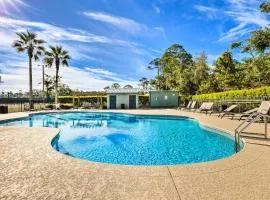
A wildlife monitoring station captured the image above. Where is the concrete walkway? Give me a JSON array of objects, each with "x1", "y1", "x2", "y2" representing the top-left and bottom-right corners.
[{"x1": 0, "y1": 109, "x2": 270, "y2": 200}]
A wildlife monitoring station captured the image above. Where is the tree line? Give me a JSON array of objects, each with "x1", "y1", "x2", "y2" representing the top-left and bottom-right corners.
[
  {"x1": 140, "y1": 1, "x2": 270, "y2": 97},
  {"x1": 104, "y1": 83, "x2": 134, "y2": 90}
]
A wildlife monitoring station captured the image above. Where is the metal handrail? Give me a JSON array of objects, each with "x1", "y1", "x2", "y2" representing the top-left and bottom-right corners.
[
  {"x1": 235, "y1": 112, "x2": 260, "y2": 133},
  {"x1": 235, "y1": 112, "x2": 269, "y2": 152},
  {"x1": 45, "y1": 114, "x2": 69, "y2": 122}
]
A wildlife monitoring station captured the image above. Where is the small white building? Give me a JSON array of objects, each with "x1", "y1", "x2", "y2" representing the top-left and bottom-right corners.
[{"x1": 106, "y1": 88, "x2": 141, "y2": 109}]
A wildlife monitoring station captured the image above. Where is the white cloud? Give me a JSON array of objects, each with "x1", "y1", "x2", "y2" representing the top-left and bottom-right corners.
[
  {"x1": 194, "y1": 5, "x2": 218, "y2": 19},
  {"x1": 85, "y1": 68, "x2": 116, "y2": 76},
  {"x1": 0, "y1": 16, "x2": 142, "y2": 48},
  {"x1": 195, "y1": 1, "x2": 270, "y2": 42},
  {"x1": 0, "y1": 16, "x2": 149, "y2": 92},
  {"x1": 132, "y1": 59, "x2": 155, "y2": 78},
  {"x1": 0, "y1": 29, "x2": 17, "y2": 49},
  {"x1": 222, "y1": 0, "x2": 269, "y2": 41},
  {"x1": 224, "y1": 11, "x2": 269, "y2": 28},
  {"x1": 148, "y1": 48, "x2": 163, "y2": 55},
  {"x1": 154, "y1": 26, "x2": 167, "y2": 40},
  {"x1": 0, "y1": 13, "x2": 151, "y2": 89},
  {"x1": 152, "y1": 4, "x2": 161, "y2": 14},
  {"x1": 0, "y1": 27, "x2": 98, "y2": 64},
  {"x1": 59, "y1": 66, "x2": 139, "y2": 91},
  {"x1": 219, "y1": 23, "x2": 252, "y2": 41},
  {"x1": 0, "y1": 60, "x2": 138, "y2": 92},
  {"x1": 194, "y1": 5, "x2": 218, "y2": 13},
  {"x1": 82, "y1": 11, "x2": 149, "y2": 34}
]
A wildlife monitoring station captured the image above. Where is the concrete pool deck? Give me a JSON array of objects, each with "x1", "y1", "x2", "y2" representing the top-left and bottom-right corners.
[{"x1": 0, "y1": 109, "x2": 270, "y2": 200}]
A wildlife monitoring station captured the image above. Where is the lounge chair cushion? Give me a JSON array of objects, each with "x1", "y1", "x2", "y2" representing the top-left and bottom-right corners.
[
  {"x1": 258, "y1": 101, "x2": 270, "y2": 115},
  {"x1": 224, "y1": 105, "x2": 238, "y2": 112}
]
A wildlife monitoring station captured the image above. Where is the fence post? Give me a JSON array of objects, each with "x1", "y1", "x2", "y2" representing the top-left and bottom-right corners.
[
  {"x1": 265, "y1": 116, "x2": 268, "y2": 139},
  {"x1": 72, "y1": 95, "x2": 74, "y2": 108}
]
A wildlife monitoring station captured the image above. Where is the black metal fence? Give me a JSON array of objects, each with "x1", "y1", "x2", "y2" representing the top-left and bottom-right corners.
[{"x1": 0, "y1": 98, "x2": 53, "y2": 113}]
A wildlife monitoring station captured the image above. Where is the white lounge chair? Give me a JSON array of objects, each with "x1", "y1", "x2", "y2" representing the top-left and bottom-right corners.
[
  {"x1": 257, "y1": 101, "x2": 270, "y2": 115},
  {"x1": 237, "y1": 101, "x2": 270, "y2": 121},
  {"x1": 185, "y1": 101, "x2": 192, "y2": 109},
  {"x1": 181, "y1": 101, "x2": 192, "y2": 110},
  {"x1": 81, "y1": 102, "x2": 93, "y2": 109},
  {"x1": 218, "y1": 104, "x2": 238, "y2": 118},
  {"x1": 54, "y1": 103, "x2": 60, "y2": 110},
  {"x1": 232, "y1": 108, "x2": 258, "y2": 120},
  {"x1": 196, "y1": 102, "x2": 214, "y2": 114},
  {"x1": 187, "y1": 101, "x2": 197, "y2": 111},
  {"x1": 24, "y1": 104, "x2": 36, "y2": 112}
]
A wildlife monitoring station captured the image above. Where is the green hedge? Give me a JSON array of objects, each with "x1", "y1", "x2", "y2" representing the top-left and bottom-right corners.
[
  {"x1": 60, "y1": 103, "x2": 74, "y2": 110},
  {"x1": 192, "y1": 86, "x2": 270, "y2": 100}
]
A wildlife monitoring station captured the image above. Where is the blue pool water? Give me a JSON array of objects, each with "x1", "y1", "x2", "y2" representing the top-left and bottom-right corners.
[{"x1": 0, "y1": 112, "x2": 238, "y2": 165}]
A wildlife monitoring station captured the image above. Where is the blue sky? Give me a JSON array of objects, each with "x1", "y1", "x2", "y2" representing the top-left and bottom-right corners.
[{"x1": 0, "y1": 0, "x2": 269, "y2": 92}]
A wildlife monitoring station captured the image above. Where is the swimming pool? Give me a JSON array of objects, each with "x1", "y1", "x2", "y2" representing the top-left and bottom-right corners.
[{"x1": 0, "y1": 112, "x2": 239, "y2": 165}]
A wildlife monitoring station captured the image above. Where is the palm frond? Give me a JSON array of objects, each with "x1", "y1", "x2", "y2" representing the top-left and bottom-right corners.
[
  {"x1": 62, "y1": 55, "x2": 71, "y2": 61},
  {"x1": 62, "y1": 60, "x2": 69, "y2": 66},
  {"x1": 35, "y1": 50, "x2": 43, "y2": 56},
  {"x1": 37, "y1": 46, "x2": 46, "y2": 52},
  {"x1": 16, "y1": 46, "x2": 26, "y2": 52},
  {"x1": 62, "y1": 50, "x2": 68, "y2": 55},
  {"x1": 27, "y1": 30, "x2": 37, "y2": 40},
  {"x1": 12, "y1": 41, "x2": 23, "y2": 48},
  {"x1": 43, "y1": 57, "x2": 54, "y2": 67},
  {"x1": 56, "y1": 46, "x2": 62, "y2": 54},
  {"x1": 13, "y1": 40, "x2": 24, "y2": 46},
  {"x1": 45, "y1": 51, "x2": 53, "y2": 57},
  {"x1": 44, "y1": 45, "x2": 70, "y2": 68},
  {"x1": 49, "y1": 45, "x2": 57, "y2": 55},
  {"x1": 34, "y1": 39, "x2": 46, "y2": 45},
  {"x1": 34, "y1": 54, "x2": 40, "y2": 61},
  {"x1": 13, "y1": 31, "x2": 46, "y2": 57},
  {"x1": 16, "y1": 32, "x2": 28, "y2": 43}
]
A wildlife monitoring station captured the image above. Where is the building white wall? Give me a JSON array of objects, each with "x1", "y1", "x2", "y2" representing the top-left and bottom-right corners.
[
  {"x1": 116, "y1": 94, "x2": 129, "y2": 109},
  {"x1": 107, "y1": 94, "x2": 139, "y2": 109},
  {"x1": 136, "y1": 95, "x2": 139, "y2": 109},
  {"x1": 107, "y1": 95, "x2": 110, "y2": 109}
]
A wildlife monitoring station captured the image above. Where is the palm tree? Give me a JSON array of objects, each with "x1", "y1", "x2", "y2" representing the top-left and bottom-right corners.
[
  {"x1": 12, "y1": 31, "x2": 45, "y2": 109},
  {"x1": 44, "y1": 45, "x2": 70, "y2": 106},
  {"x1": 139, "y1": 77, "x2": 149, "y2": 90}
]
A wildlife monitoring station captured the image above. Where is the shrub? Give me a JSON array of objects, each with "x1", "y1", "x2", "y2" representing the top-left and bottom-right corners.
[
  {"x1": 45, "y1": 104, "x2": 54, "y2": 109},
  {"x1": 192, "y1": 86, "x2": 270, "y2": 101},
  {"x1": 102, "y1": 102, "x2": 107, "y2": 109},
  {"x1": 60, "y1": 103, "x2": 74, "y2": 110},
  {"x1": 139, "y1": 96, "x2": 149, "y2": 107}
]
